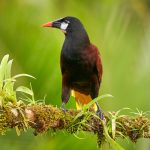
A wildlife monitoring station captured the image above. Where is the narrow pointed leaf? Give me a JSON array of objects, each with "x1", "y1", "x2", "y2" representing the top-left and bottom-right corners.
[
  {"x1": 102, "y1": 121, "x2": 125, "y2": 150},
  {"x1": 12, "y1": 74, "x2": 35, "y2": 79},
  {"x1": 3, "y1": 60, "x2": 14, "y2": 94},
  {"x1": 83, "y1": 94, "x2": 113, "y2": 111},
  {"x1": 5, "y1": 59, "x2": 13, "y2": 79},
  {"x1": 0, "y1": 54, "x2": 9, "y2": 90},
  {"x1": 16, "y1": 86, "x2": 33, "y2": 96},
  {"x1": 3, "y1": 59, "x2": 17, "y2": 102}
]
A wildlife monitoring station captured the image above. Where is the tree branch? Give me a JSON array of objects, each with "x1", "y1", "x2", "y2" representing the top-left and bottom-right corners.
[{"x1": 0, "y1": 104, "x2": 149, "y2": 148}]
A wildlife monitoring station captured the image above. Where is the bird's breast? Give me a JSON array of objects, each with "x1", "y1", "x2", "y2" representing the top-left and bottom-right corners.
[
  {"x1": 61, "y1": 49, "x2": 92, "y2": 67},
  {"x1": 61, "y1": 48, "x2": 95, "y2": 81}
]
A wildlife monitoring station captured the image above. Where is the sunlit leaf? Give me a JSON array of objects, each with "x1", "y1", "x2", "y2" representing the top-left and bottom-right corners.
[
  {"x1": 16, "y1": 86, "x2": 33, "y2": 96},
  {"x1": 13, "y1": 74, "x2": 36, "y2": 79},
  {"x1": 73, "y1": 133, "x2": 85, "y2": 140},
  {"x1": 102, "y1": 121, "x2": 125, "y2": 150},
  {"x1": 112, "y1": 118, "x2": 116, "y2": 139},
  {"x1": 15, "y1": 126, "x2": 21, "y2": 136},
  {"x1": 5, "y1": 59, "x2": 13, "y2": 79},
  {"x1": 83, "y1": 94, "x2": 113, "y2": 111},
  {"x1": 3, "y1": 60, "x2": 14, "y2": 97},
  {"x1": 0, "y1": 54, "x2": 9, "y2": 91}
]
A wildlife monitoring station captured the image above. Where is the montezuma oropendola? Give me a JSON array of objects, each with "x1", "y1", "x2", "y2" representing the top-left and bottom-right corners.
[{"x1": 42, "y1": 16, "x2": 104, "y2": 119}]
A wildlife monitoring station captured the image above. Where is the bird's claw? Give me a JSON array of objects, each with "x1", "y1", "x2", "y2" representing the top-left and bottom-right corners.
[
  {"x1": 96, "y1": 102, "x2": 105, "y2": 120},
  {"x1": 61, "y1": 102, "x2": 68, "y2": 113},
  {"x1": 96, "y1": 109, "x2": 105, "y2": 120}
]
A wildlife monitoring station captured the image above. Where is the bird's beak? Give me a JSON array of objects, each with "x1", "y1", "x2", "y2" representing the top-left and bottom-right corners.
[
  {"x1": 42, "y1": 19, "x2": 62, "y2": 29},
  {"x1": 42, "y1": 19, "x2": 67, "y2": 34},
  {"x1": 42, "y1": 22, "x2": 53, "y2": 27}
]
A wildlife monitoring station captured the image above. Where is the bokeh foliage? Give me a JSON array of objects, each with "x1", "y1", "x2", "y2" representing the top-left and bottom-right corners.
[{"x1": 0, "y1": 0, "x2": 150, "y2": 149}]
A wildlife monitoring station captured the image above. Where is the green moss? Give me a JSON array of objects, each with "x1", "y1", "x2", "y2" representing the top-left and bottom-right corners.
[
  {"x1": 0, "y1": 103, "x2": 149, "y2": 149},
  {"x1": 28, "y1": 105, "x2": 74, "y2": 135},
  {"x1": 117, "y1": 116, "x2": 150, "y2": 142},
  {"x1": 0, "y1": 110, "x2": 7, "y2": 135}
]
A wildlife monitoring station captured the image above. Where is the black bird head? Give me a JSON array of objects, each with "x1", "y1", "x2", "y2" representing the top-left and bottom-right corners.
[{"x1": 42, "y1": 16, "x2": 89, "y2": 41}]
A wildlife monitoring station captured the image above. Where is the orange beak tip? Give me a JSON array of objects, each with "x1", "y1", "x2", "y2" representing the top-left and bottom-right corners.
[{"x1": 42, "y1": 22, "x2": 52, "y2": 27}]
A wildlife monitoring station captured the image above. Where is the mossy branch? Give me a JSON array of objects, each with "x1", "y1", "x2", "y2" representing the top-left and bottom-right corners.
[
  {"x1": 0, "y1": 104, "x2": 149, "y2": 148},
  {"x1": 0, "y1": 54, "x2": 149, "y2": 149}
]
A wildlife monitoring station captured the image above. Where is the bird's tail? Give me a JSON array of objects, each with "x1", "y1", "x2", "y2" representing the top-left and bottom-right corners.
[{"x1": 71, "y1": 90, "x2": 97, "y2": 111}]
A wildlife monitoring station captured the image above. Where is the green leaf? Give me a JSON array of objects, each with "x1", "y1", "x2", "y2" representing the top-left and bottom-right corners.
[
  {"x1": 3, "y1": 60, "x2": 14, "y2": 94},
  {"x1": 3, "y1": 59, "x2": 17, "y2": 102},
  {"x1": 0, "y1": 96, "x2": 3, "y2": 107},
  {"x1": 72, "y1": 111, "x2": 84, "y2": 122},
  {"x1": 5, "y1": 59, "x2": 13, "y2": 79},
  {"x1": 102, "y1": 120, "x2": 125, "y2": 150},
  {"x1": 16, "y1": 86, "x2": 33, "y2": 96},
  {"x1": 3, "y1": 81, "x2": 15, "y2": 97},
  {"x1": 15, "y1": 126, "x2": 21, "y2": 136},
  {"x1": 0, "y1": 54, "x2": 9, "y2": 91},
  {"x1": 83, "y1": 94, "x2": 113, "y2": 111},
  {"x1": 12, "y1": 74, "x2": 36, "y2": 79}
]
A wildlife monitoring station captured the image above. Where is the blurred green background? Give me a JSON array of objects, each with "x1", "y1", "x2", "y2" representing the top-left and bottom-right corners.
[{"x1": 0, "y1": 0, "x2": 150, "y2": 149}]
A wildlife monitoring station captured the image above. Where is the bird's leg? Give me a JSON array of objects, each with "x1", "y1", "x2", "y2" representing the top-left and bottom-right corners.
[
  {"x1": 61, "y1": 102, "x2": 67, "y2": 112},
  {"x1": 91, "y1": 75, "x2": 104, "y2": 120},
  {"x1": 61, "y1": 92, "x2": 70, "y2": 112},
  {"x1": 61, "y1": 89, "x2": 70, "y2": 112},
  {"x1": 95, "y1": 102, "x2": 104, "y2": 120},
  {"x1": 61, "y1": 75, "x2": 71, "y2": 112}
]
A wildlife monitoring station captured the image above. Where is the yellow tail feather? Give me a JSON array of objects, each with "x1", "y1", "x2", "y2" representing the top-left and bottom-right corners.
[{"x1": 71, "y1": 90, "x2": 97, "y2": 111}]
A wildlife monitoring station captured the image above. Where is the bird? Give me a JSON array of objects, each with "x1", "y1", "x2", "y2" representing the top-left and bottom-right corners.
[{"x1": 42, "y1": 16, "x2": 104, "y2": 119}]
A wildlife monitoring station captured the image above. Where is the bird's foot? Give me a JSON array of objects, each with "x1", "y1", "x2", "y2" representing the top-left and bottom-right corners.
[
  {"x1": 61, "y1": 102, "x2": 68, "y2": 113},
  {"x1": 96, "y1": 109, "x2": 105, "y2": 120},
  {"x1": 96, "y1": 102, "x2": 105, "y2": 120}
]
